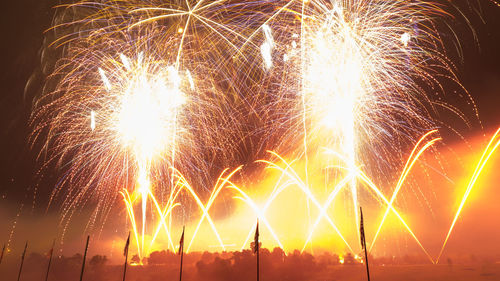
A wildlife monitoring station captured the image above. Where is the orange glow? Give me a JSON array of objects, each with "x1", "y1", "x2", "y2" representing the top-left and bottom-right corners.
[{"x1": 118, "y1": 129, "x2": 500, "y2": 261}]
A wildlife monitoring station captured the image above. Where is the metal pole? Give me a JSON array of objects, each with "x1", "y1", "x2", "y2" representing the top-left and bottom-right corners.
[
  {"x1": 179, "y1": 226, "x2": 185, "y2": 281},
  {"x1": 79, "y1": 236, "x2": 90, "y2": 281},
  {"x1": 122, "y1": 233, "x2": 130, "y2": 281},
  {"x1": 360, "y1": 207, "x2": 371, "y2": 281},
  {"x1": 44, "y1": 239, "x2": 56, "y2": 281},
  {"x1": 179, "y1": 245, "x2": 184, "y2": 281},
  {"x1": 0, "y1": 243, "x2": 5, "y2": 265},
  {"x1": 256, "y1": 241, "x2": 260, "y2": 281},
  {"x1": 17, "y1": 242, "x2": 28, "y2": 281},
  {"x1": 255, "y1": 220, "x2": 259, "y2": 281},
  {"x1": 363, "y1": 237, "x2": 371, "y2": 281}
]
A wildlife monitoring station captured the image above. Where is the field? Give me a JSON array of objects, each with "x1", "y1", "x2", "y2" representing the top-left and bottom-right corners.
[{"x1": 2, "y1": 249, "x2": 500, "y2": 281}]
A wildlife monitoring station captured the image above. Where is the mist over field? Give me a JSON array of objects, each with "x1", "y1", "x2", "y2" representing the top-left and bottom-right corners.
[{"x1": 2, "y1": 247, "x2": 500, "y2": 281}]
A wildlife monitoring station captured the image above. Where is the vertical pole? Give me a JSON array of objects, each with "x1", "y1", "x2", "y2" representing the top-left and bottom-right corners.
[
  {"x1": 0, "y1": 243, "x2": 5, "y2": 265},
  {"x1": 179, "y1": 245, "x2": 184, "y2": 281},
  {"x1": 363, "y1": 237, "x2": 371, "y2": 281},
  {"x1": 44, "y1": 239, "x2": 56, "y2": 281},
  {"x1": 255, "y1": 220, "x2": 259, "y2": 281},
  {"x1": 179, "y1": 226, "x2": 185, "y2": 281},
  {"x1": 256, "y1": 242, "x2": 260, "y2": 281},
  {"x1": 360, "y1": 207, "x2": 371, "y2": 281},
  {"x1": 79, "y1": 236, "x2": 90, "y2": 281},
  {"x1": 17, "y1": 242, "x2": 28, "y2": 281},
  {"x1": 123, "y1": 232, "x2": 130, "y2": 281}
]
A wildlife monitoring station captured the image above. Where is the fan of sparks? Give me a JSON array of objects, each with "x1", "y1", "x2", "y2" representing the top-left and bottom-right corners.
[{"x1": 31, "y1": 0, "x2": 498, "y2": 263}]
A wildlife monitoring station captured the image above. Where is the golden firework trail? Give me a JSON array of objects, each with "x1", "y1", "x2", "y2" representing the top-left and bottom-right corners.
[
  {"x1": 176, "y1": 167, "x2": 243, "y2": 253},
  {"x1": 258, "y1": 132, "x2": 440, "y2": 262},
  {"x1": 120, "y1": 168, "x2": 241, "y2": 259},
  {"x1": 115, "y1": 128, "x2": 498, "y2": 262}
]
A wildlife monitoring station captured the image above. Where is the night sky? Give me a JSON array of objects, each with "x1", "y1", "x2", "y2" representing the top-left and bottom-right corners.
[{"x1": 0, "y1": 0, "x2": 499, "y2": 259}]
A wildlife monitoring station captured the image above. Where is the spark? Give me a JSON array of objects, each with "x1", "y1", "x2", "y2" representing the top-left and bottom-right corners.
[
  {"x1": 261, "y1": 24, "x2": 275, "y2": 70},
  {"x1": 401, "y1": 32, "x2": 411, "y2": 47},
  {"x1": 90, "y1": 111, "x2": 96, "y2": 131}
]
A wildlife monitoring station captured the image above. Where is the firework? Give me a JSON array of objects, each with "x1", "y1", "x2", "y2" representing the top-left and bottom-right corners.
[
  {"x1": 30, "y1": 0, "x2": 496, "y2": 261},
  {"x1": 115, "y1": 129, "x2": 497, "y2": 262},
  {"x1": 232, "y1": 0, "x2": 483, "y2": 252},
  {"x1": 31, "y1": 0, "x2": 249, "y2": 257}
]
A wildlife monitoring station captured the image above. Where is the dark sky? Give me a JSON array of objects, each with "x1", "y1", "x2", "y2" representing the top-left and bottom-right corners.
[
  {"x1": 1, "y1": 1, "x2": 56, "y2": 198},
  {"x1": 0, "y1": 0, "x2": 499, "y2": 258}
]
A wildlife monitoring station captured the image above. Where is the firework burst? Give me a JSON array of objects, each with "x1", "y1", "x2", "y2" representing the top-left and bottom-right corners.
[
  {"x1": 231, "y1": 0, "x2": 483, "y2": 249},
  {"x1": 31, "y1": 0, "x2": 242, "y2": 250}
]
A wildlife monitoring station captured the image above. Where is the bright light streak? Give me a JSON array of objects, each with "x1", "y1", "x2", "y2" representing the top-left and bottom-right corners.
[
  {"x1": 401, "y1": 32, "x2": 411, "y2": 47},
  {"x1": 261, "y1": 24, "x2": 275, "y2": 70},
  {"x1": 90, "y1": 111, "x2": 96, "y2": 131}
]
